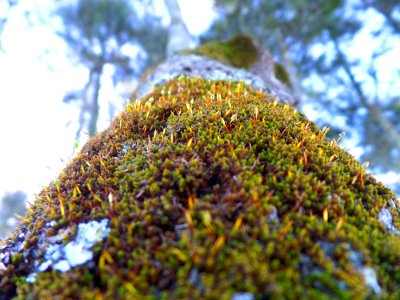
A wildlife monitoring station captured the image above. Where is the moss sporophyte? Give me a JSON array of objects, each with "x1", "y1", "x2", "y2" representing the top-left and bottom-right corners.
[{"x1": 0, "y1": 50, "x2": 399, "y2": 299}]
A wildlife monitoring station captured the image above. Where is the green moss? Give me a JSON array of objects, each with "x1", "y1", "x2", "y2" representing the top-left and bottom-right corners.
[
  {"x1": 274, "y1": 62, "x2": 291, "y2": 87},
  {"x1": 11, "y1": 253, "x2": 23, "y2": 264},
  {"x1": 183, "y1": 35, "x2": 259, "y2": 69},
  {"x1": 1, "y1": 77, "x2": 399, "y2": 299}
]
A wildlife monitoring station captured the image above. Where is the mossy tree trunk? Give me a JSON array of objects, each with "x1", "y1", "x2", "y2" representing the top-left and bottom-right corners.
[{"x1": 1, "y1": 33, "x2": 400, "y2": 299}]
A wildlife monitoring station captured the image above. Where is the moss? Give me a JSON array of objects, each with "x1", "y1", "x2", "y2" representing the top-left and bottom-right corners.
[
  {"x1": 274, "y1": 62, "x2": 291, "y2": 87},
  {"x1": 183, "y1": 35, "x2": 259, "y2": 69},
  {"x1": 1, "y1": 77, "x2": 399, "y2": 299}
]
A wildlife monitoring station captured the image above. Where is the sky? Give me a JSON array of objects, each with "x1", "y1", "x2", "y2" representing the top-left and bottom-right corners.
[
  {"x1": 0, "y1": 0, "x2": 399, "y2": 209},
  {"x1": 0, "y1": 0, "x2": 84, "y2": 204},
  {"x1": 0, "y1": 0, "x2": 217, "y2": 205}
]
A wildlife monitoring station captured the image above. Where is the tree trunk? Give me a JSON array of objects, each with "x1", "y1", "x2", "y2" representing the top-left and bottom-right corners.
[
  {"x1": 76, "y1": 64, "x2": 103, "y2": 139},
  {"x1": 86, "y1": 65, "x2": 103, "y2": 137},
  {"x1": 165, "y1": 0, "x2": 194, "y2": 56}
]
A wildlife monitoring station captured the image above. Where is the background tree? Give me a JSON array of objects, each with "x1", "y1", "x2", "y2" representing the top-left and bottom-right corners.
[
  {"x1": 165, "y1": 0, "x2": 195, "y2": 55},
  {"x1": 57, "y1": 0, "x2": 168, "y2": 140}
]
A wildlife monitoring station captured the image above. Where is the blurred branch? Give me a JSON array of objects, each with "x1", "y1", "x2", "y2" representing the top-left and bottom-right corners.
[
  {"x1": 375, "y1": 6, "x2": 400, "y2": 33},
  {"x1": 331, "y1": 33, "x2": 400, "y2": 151},
  {"x1": 363, "y1": 1, "x2": 400, "y2": 34},
  {"x1": 331, "y1": 37, "x2": 369, "y2": 108}
]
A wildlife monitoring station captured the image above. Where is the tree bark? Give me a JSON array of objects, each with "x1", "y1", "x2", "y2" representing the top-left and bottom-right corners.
[
  {"x1": 165, "y1": 0, "x2": 194, "y2": 56},
  {"x1": 76, "y1": 64, "x2": 103, "y2": 139}
]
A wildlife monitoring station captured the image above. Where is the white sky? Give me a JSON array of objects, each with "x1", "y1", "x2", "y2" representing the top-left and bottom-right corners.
[
  {"x1": 0, "y1": 0, "x2": 216, "y2": 204},
  {"x1": 0, "y1": 1, "x2": 76, "y2": 203}
]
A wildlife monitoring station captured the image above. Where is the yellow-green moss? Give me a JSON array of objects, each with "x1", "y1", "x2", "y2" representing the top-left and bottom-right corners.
[
  {"x1": 184, "y1": 35, "x2": 259, "y2": 69},
  {"x1": 1, "y1": 78, "x2": 400, "y2": 299}
]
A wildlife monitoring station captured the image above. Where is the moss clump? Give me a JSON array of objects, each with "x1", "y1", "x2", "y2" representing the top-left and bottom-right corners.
[
  {"x1": 1, "y1": 77, "x2": 400, "y2": 299},
  {"x1": 184, "y1": 35, "x2": 259, "y2": 69},
  {"x1": 274, "y1": 62, "x2": 291, "y2": 87}
]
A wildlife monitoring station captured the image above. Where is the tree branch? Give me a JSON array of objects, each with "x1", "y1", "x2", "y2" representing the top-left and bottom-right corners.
[{"x1": 331, "y1": 35, "x2": 400, "y2": 150}]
